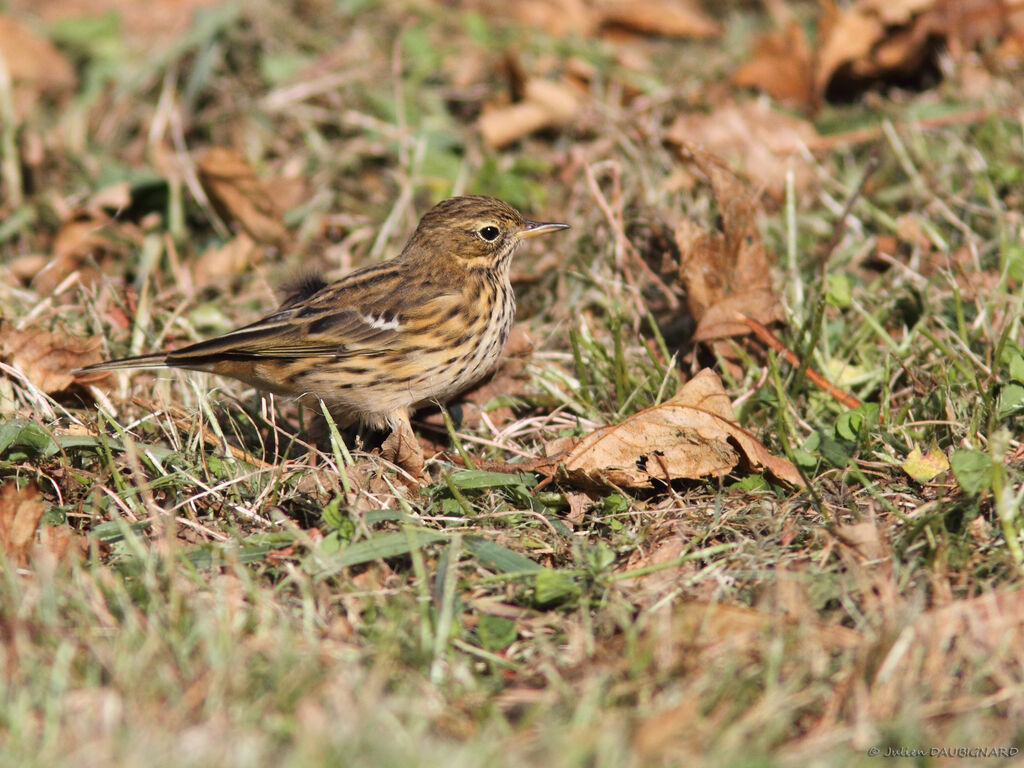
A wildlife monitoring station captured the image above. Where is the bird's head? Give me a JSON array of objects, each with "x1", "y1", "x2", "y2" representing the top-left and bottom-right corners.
[{"x1": 402, "y1": 196, "x2": 569, "y2": 272}]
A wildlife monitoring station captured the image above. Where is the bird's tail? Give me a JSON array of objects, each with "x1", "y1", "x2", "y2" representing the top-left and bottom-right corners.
[{"x1": 73, "y1": 353, "x2": 170, "y2": 375}]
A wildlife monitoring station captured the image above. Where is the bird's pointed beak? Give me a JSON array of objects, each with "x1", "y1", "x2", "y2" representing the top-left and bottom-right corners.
[{"x1": 518, "y1": 219, "x2": 570, "y2": 239}]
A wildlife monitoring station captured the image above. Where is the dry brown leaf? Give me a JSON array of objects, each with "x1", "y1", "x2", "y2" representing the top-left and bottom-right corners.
[
  {"x1": 944, "y1": 0, "x2": 1024, "y2": 54},
  {"x1": 197, "y1": 147, "x2": 288, "y2": 248},
  {"x1": 552, "y1": 368, "x2": 802, "y2": 489},
  {"x1": 815, "y1": 2, "x2": 886, "y2": 96},
  {"x1": 28, "y1": 213, "x2": 138, "y2": 295},
  {"x1": 0, "y1": 323, "x2": 102, "y2": 393},
  {"x1": 0, "y1": 15, "x2": 76, "y2": 118},
  {"x1": 479, "y1": 77, "x2": 582, "y2": 149},
  {"x1": 598, "y1": 0, "x2": 720, "y2": 39},
  {"x1": 735, "y1": 0, "x2": 1024, "y2": 107},
  {"x1": 913, "y1": 588, "x2": 1024, "y2": 650},
  {"x1": 46, "y1": 216, "x2": 112, "y2": 287},
  {"x1": 668, "y1": 145, "x2": 785, "y2": 342},
  {"x1": 666, "y1": 100, "x2": 818, "y2": 197},
  {"x1": 457, "y1": 0, "x2": 720, "y2": 39},
  {"x1": 0, "y1": 481, "x2": 45, "y2": 565},
  {"x1": 732, "y1": 21, "x2": 815, "y2": 107},
  {"x1": 191, "y1": 232, "x2": 261, "y2": 287}
]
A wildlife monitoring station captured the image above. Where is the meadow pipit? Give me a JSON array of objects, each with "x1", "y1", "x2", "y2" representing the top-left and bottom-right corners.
[{"x1": 76, "y1": 196, "x2": 569, "y2": 475}]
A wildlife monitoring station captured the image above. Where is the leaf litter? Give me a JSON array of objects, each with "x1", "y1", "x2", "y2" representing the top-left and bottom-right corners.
[
  {"x1": 669, "y1": 145, "x2": 785, "y2": 344},
  {"x1": 0, "y1": 324, "x2": 102, "y2": 395},
  {"x1": 545, "y1": 368, "x2": 802, "y2": 489},
  {"x1": 735, "y1": 0, "x2": 1024, "y2": 108}
]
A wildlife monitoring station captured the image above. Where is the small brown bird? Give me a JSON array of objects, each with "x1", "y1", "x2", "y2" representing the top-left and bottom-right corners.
[{"x1": 76, "y1": 196, "x2": 569, "y2": 474}]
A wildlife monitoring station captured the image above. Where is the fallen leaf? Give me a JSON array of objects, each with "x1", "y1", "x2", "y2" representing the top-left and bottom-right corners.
[
  {"x1": 668, "y1": 145, "x2": 785, "y2": 342},
  {"x1": 564, "y1": 492, "x2": 590, "y2": 525},
  {"x1": 732, "y1": 21, "x2": 815, "y2": 107},
  {"x1": 0, "y1": 481, "x2": 45, "y2": 565},
  {"x1": 1, "y1": 323, "x2": 102, "y2": 393},
  {"x1": 191, "y1": 232, "x2": 261, "y2": 287},
  {"x1": 478, "y1": 77, "x2": 582, "y2": 149},
  {"x1": 456, "y1": 0, "x2": 720, "y2": 39},
  {"x1": 0, "y1": 15, "x2": 76, "y2": 118},
  {"x1": 551, "y1": 368, "x2": 803, "y2": 489},
  {"x1": 944, "y1": 0, "x2": 1024, "y2": 55},
  {"x1": 902, "y1": 444, "x2": 950, "y2": 483},
  {"x1": 27, "y1": 212, "x2": 139, "y2": 295},
  {"x1": 598, "y1": 0, "x2": 720, "y2": 39},
  {"x1": 815, "y1": 1, "x2": 886, "y2": 97},
  {"x1": 86, "y1": 182, "x2": 133, "y2": 213},
  {"x1": 197, "y1": 147, "x2": 288, "y2": 248},
  {"x1": 666, "y1": 100, "x2": 818, "y2": 198},
  {"x1": 734, "y1": 0, "x2": 1023, "y2": 107},
  {"x1": 833, "y1": 520, "x2": 888, "y2": 564}
]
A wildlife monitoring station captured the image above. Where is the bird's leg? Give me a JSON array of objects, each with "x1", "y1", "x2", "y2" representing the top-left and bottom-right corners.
[{"x1": 380, "y1": 410, "x2": 424, "y2": 478}]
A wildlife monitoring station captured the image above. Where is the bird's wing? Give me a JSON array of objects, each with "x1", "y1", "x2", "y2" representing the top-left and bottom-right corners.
[
  {"x1": 173, "y1": 309, "x2": 404, "y2": 360},
  {"x1": 165, "y1": 267, "x2": 460, "y2": 364}
]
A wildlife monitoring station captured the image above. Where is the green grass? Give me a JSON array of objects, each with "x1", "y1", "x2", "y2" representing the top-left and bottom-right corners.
[{"x1": 2, "y1": 0, "x2": 1024, "y2": 765}]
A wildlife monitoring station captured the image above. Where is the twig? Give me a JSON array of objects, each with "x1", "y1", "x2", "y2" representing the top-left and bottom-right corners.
[{"x1": 737, "y1": 313, "x2": 862, "y2": 410}]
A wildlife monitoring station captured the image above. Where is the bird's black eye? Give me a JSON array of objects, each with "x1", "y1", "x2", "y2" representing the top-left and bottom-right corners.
[{"x1": 478, "y1": 225, "x2": 500, "y2": 242}]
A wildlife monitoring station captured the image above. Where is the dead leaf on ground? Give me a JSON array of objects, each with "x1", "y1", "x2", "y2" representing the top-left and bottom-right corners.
[
  {"x1": 1, "y1": 323, "x2": 102, "y2": 394},
  {"x1": 668, "y1": 145, "x2": 785, "y2": 343},
  {"x1": 911, "y1": 587, "x2": 1024, "y2": 652},
  {"x1": 598, "y1": 0, "x2": 721, "y2": 39},
  {"x1": 0, "y1": 481, "x2": 45, "y2": 565},
  {"x1": 191, "y1": 232, "x2": 261, "y2": 287},
  {"x1": 732, "y1": 21, "x2": 815, "y2": 108},
  {"x1": 735, "y1": 0, "x2": 1024, "y2": 109},
  {"x1": 31, "y1": 213, "x2": 138, "y2": 295},
  {"x1": 457, "y1": 0, "x2": 719, "y2": 39},
  {"x1": 479, "y1": 77, "x2": 583, "y2": 149},
  {"x1": 666, "y1": 100, "x2": 818, "y2": 197},
  {"x1": 0, "y1": 15, "x2": 76, "y2": 118},
  {"x1": 546, "y1": 368, "x2": 802, "y2": 489},
  {"x1": 197, "y1": 147, "x2": 288, "y2": 248}
]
